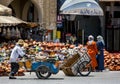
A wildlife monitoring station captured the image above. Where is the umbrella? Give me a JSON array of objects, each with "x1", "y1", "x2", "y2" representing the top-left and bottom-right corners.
[
  {"x1": 0, "y1": 16, "x2": 27, "y2": 26},
  {"x1": 60, "y1": 0, "x2": 104, "y2": 45},
  {"x1": 60, "y1": 0, "x2": 104, "y2": 16}
]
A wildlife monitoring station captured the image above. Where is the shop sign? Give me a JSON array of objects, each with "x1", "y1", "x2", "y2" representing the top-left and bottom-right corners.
[
  {"x1": 63, "y1": 8, "x2": 103, "y2": 16},
  {"x1": 57, "y1": 15, "x2": 63, "y2": 28},
  {"x1": 57, "y1": 23, "x2": 63, "y2": 28},
  {"x1": 57, "y1": 15, "x2": 62, "y2": 23}
]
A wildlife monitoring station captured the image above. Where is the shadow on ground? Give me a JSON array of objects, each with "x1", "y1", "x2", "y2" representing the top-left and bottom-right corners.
[{"x1": 16, "y1": 78, "x2": 64, "y2": 80}]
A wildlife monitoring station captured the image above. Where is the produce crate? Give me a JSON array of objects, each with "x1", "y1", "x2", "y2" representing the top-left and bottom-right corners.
[
  {"x1": 61, "y1": 53, "x2": 81, "y2": 76},
  {"x1": 62, "y1": 67, "x2": 77, "y2": 76},
  {"x1": 62, "y1": 52, "x2": 91, "y2": 76},
  {"x1": 61, "y1": 54, "x2": 80, "y2": 67},
  {"x1": 18, "y1": 60, "x2": 32, "y2": 69}
]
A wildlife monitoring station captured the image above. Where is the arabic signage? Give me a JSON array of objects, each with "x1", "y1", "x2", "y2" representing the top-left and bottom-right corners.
[{"x1": 62, "y1": 8, "x2": 103, "y2": 16}]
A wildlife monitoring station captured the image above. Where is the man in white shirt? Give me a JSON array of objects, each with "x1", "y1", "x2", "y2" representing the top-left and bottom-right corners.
[{"x1": 9, "y1": 39, "x2": 26, "y2": 79}]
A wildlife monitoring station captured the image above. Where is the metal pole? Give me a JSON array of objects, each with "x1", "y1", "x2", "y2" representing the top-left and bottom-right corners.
[
  {"x1": 82, "y1": 29, "x2": 84, "y2": 45},
  {"x1": 78, "y1": 20, "x2": 80, "y2": 30},
  {"x1": 74, "y1": 20, "x2": 76, "y2": 36}
]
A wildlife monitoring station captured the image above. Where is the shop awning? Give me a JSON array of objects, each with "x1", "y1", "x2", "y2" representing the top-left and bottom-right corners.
[
  {"x1": 0, "y1": 16, "x2": 40, "y2": 28},
  {"x1": 0, "y1": 4, "x2": 12, "y2": 15},
  {"x1": 0, "y1": 16, "x2": 26, "y2": 27},
  {"x1": 20, "y1": 22, "x2": 40, "y2": 28},
  {"x1": 60, "y1": 0, "x2": 104, "y2": 16}
]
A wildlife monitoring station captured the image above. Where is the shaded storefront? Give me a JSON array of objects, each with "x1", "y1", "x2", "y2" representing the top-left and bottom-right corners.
[
  {"x1": 58, "y1": 0, "x2": 104, "y2": 44},
  {"x1": 100, "y1": 1, "x2": 120, "y2": 52},
  {"x1": 0, "y1": 4, "x2": 39, "y2": 42},
  {"x1": 0, "y1": 0, "x2": 57, "y2": 42},
  {"x1": 0, "y1": 4, "x2": 23, "y2": 42}
]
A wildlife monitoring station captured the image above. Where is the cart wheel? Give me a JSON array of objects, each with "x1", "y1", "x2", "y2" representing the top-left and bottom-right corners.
[
  {"x1": 78, "y1": 61, "x2": 92, "y2": 76},
  {"x1": 36, "y1": 65, "x2": 51, "y2": 79}
]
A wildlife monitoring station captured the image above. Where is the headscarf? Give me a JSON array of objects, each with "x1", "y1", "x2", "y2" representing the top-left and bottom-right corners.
[
  {"x1": 88, "y1": 35, "x2": 94, "y2": 41},
  {"x1": 97, "y1": 35, "x2": 105, "y2": 46},
  {"x1": 88, "y1": 35, "x2": 94, "y2": 45}
]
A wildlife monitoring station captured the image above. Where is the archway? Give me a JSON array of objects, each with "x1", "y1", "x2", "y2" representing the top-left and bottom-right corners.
[
  {"x1": 22, "y1": 0, "x2": 42, "y2": 23},
  {"x1": 6, "y1": 0, "x2": 42, "y2": 23}
]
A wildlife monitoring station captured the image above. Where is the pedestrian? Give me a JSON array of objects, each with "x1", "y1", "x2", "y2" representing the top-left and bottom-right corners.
[
  {"x1": 45, "y1": 34, "x2": 48, "y2": 42},
  {"x1": 70, "y1": 34, "x2": 77, "y2": 44},
  {"x1": 9, "y1": 39, "x2": 27, "y2": 79},
  {"x1": 96, "y1": 35, "x2": 105, "y2": 72},
  {"x1": 86, "y1": 35, "x2": 98, "y2": 71}
]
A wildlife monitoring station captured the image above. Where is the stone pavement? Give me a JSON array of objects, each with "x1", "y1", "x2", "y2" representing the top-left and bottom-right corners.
[{"x1": 0, "y1": 70, "x2": 120, "y2": 84}]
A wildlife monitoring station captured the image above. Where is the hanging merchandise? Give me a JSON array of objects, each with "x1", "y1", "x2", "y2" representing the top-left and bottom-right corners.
[
  {"x1": 18, "y1": 28, "x2": 21, "y2": 38},
  {"x1": 11, "y1": 27, "x2": 16, "y2": 39},
  {"x1": 16, "y1": 27, "x2": 18, "y2": 38},
  {"x1": 0, "y1": 27, "x2": 1, "y2": 32},
  {"x1": 2, "y1": 28, "x2": 6, "y2": 37},
  {"x1": 6, "y1": 28, "x2": 11, "y2": 39},
  {"x1": 16, "y1": 27, "x2": 21, "y2": 38}
]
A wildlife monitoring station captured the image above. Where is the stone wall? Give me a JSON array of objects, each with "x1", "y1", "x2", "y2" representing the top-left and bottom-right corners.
[
  {"x1": 0, "y1": 0, "x2": 13, "y2": 6},
  {"x1": 0, "y1": 0, "x2": 57, "y2": 30}
]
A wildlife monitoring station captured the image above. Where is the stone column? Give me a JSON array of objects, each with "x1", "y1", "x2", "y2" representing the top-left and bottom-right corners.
[{"x1": 50, "y1": 0, "x2": 57, "y2": 40}]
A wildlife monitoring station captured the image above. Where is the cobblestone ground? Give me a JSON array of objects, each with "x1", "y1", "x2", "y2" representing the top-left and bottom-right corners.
[{"x1": 0, "y1": 71, "x2": 120, "y2": 84}]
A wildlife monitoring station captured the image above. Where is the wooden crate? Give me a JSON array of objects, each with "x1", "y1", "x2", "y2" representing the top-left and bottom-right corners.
[
  {"x1": 62, "y1": 67, "x2": 78, "y2": 76},
  {"x1": 62, "y1": 52, "x2": 91, "y2": 76},
  {"x1": 62, "y1": 54, "x2": 81, "y2": 76},
  {"x1": 61, "y1": 54, "x2": 80, "y2": 68}
]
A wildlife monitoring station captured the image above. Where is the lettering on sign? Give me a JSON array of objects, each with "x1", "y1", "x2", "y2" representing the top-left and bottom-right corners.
[{"x1": 63, "y1": 8, "x2": 103, "y2": 15}]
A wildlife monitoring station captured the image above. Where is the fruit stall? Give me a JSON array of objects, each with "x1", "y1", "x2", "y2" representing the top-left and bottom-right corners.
[{"x1": 0, "y1": 41, "x2": 120, "y2": 76}]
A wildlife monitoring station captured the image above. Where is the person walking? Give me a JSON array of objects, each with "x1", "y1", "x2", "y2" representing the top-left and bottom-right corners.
[
  {"x1": 86, "y1": 35, "x2": 98, "y2": 71},
  {"x1": 96, "y1": 35, "x2": 105, "y2": 72},
  {"x1": 9, "y1": 39, "x2": 26, "y2": 79}
]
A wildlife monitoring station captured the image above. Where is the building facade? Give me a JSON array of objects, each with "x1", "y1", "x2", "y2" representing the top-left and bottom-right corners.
[
  {"x1": 0, "y1": 0, "x2": 120, "y2": 52},
  {"x1": 57, "y1": 0, "x2": 120, "y2": 52},
  {"x1": 0, "y1": 0, "x2": 57, "y2": 40},
  {"x1": 99, "y1": 0, "x2": 120, "y2": 52}
]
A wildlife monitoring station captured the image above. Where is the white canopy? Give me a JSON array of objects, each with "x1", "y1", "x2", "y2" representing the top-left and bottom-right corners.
[
  {"x1": 0, "y1": 16, "x2": 40, "y2": 28},
  {"x1": 60, "y1": 0, "x2": 104, "y2": 16},
  {"x1": 0, "y1": 4, "x2": 12, "y2": 15},
  {"x1": 0, "y1": 16, "x2": 26, "y2": 26}
]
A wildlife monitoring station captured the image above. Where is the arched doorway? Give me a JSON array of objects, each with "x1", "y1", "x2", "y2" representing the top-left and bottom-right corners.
[
  {"x1": 7, "y1": 0, "x2": 41, "y2": 40},
  {"x1": 8, "y1": 0, "x2": 41, "y2": 22},
  {"x1": 22, "y1": 0, "x2": 42, "y2": 23}
]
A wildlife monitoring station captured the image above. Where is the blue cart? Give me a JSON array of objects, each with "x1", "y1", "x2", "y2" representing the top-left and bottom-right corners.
[
  {"x1": 20, "y1": 49, "x2": 92, "y2": 79},
  {"x1": 31, "y1": 58, "x2": 59, "y2": 79}
]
